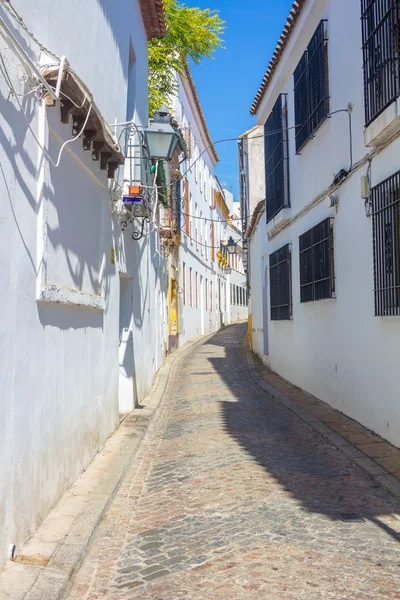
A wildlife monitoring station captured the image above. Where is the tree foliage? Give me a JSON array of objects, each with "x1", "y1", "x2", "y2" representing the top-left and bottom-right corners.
[{"x1": 148, "y1": 0, "x2": 225, "y2": 117}]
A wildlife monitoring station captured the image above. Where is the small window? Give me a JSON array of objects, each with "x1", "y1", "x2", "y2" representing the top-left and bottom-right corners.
[
  {"x1": 371, "y1": 170, "x2": 400, "y2": 316},
  {"x1": 270, "y1": 244, "x2": 292, "y2": 320},
  {"x1": 265, "y1": 94, "x2": 290, "y2": 222},
  {"x1": 299, "y1": 218, "x2": 335, "y2": 303},
  {"x1": 294, "y1": 20, "x2": 329, "y2": 153}
]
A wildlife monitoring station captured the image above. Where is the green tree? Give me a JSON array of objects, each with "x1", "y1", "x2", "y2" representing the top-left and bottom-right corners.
[{"x1": 148, "y1": 0, "x2": 225, "y2": 117}]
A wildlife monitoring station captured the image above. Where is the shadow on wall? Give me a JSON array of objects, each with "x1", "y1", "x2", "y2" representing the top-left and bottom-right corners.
[
  {"x1": 0, "y1": 88, "x2": 50, "y2": 275},
  {"x1": 0, "y1": 71, "x2": 114, "y2": 310},
  {"x1": 37, "y1": 302, "x2": 104, "y2": 330},
  {"x1": 119, "y1": 226, "x2": 163, "y2": 403},
  {"x1": 96, "y1": 0, "x2": 142, "y2": 87},
  {"x1": 203, "y1": 324, "x2": 400, "y2": 542}
]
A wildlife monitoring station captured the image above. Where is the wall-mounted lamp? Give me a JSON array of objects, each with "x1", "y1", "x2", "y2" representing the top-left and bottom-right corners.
[
  {"x1": 143, "y1": 105, "x2": 180, "y2": 161},
  {"x1": 226, "y1": 236, "x2": 237, "y2": 255}
]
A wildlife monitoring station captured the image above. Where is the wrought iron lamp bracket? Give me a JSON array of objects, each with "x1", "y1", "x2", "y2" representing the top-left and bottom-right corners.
[{"x1": 120, "y1": 215, "x2": 150, "y2": 241}]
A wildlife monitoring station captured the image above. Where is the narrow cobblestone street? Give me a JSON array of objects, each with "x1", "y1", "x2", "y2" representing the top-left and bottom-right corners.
[{"x1": 67, "y1": 323, "x2": 400, "y2": 599}]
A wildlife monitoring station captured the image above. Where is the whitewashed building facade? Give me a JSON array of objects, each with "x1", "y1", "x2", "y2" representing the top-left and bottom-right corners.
[
  {"x1": 241, "y1": 0, "x2": 400, "y2": 447},
  {"x1": 0, "y1": 0, "x2": 166, "y2": 570},
  {"x1": 159, "y1": 68, "x2": 245, "y2": 348}
]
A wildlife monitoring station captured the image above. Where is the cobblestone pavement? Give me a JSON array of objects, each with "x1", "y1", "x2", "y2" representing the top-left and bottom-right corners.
[{"x1": 67, "y1": 324, "x2": 400, "y2": 599}]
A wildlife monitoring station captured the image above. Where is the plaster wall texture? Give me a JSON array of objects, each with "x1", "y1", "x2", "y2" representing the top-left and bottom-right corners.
[
  {"x1": 248, "y1": 0, "x2": 400, "y2": 447},
  {"x1": 0, "y1": 0, "x2": 157, "y2": 571}
]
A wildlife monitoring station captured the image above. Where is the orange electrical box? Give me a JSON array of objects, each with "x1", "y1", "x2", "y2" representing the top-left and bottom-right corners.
[{"x1": 128, "y1": 185, "x2": 141, "y2": 196}]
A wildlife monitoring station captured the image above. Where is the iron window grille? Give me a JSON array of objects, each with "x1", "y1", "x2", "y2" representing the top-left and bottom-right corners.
[
  {"x1": 361, "y1": 0, "x2": 400, "y2": 126},
  {"x1": 294, "y1": 20, "x2": 330, "y2": 153},
  {"x1": 269, "y1": 244, "x2": 292, "y2": 320},
  {"x1": 299, "y1": 218, "x2": 335, "y2": 303},
  {"x1": 264, "y1": 94, "x2": 290, "y2": 223},
  {"x1": 371, "y1": 170, "x2": 400, "y2": 316}
]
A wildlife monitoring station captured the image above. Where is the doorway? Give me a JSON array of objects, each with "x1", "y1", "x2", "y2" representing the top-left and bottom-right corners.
[
  {"x1": 119, "y1": 275, "x2": 135, "y2": 415},
  {"x1": 168, "y1": 275, "x2": 179, "y2": 352},
  {"x1": 263, "y1": 261, "x2": 269, "y2": 355}
]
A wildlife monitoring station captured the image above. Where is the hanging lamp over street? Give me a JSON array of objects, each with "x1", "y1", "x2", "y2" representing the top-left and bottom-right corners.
[
  {"x1": 226, "y1": 236, "x2": 237, "y2": 255},
  {"x1": 143, "y1": 104, "x2": 180, "y2": 161}
]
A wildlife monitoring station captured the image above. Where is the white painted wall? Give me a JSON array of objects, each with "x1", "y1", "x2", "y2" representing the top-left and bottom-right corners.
[
  {"x1": 173, "y1": 76, "x2": 223, "y2": 344},
  {"x1": 226, "y1": 222, "x2": 247, "y2": 325},
  {"x1": 0, "y1": 0, "x2": 162, "y2": 570},
  {"x1": 228, "y1": 268, "x2": 248, "y2": 324},
  {"x1": 248, "y1": 0, "x2": 400, "y2": 447}
]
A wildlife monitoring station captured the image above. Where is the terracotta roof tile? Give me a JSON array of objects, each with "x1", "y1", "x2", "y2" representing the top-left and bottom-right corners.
[
  {"x1": 250, "y1": 0, "x2": 307, "y2": 116},
  {"x1": 139, "y1": 0, "x2": 167, "y2": 40}
]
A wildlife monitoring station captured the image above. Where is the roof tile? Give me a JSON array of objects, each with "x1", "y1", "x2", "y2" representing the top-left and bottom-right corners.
[{"x1": 139, "y1": 0, "x2": 167, "y2": 40}]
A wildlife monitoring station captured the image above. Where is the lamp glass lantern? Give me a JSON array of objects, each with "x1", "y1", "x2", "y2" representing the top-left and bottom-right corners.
[
  {"x1": 226, "y1": 236, "x2": 237, "y2": 255},
  {"x1": 225, "y1": 266, "x2": 232, "y2": 275},
  {"x1": 143, "y1": 104, "x2": 179, "y2": 161}
]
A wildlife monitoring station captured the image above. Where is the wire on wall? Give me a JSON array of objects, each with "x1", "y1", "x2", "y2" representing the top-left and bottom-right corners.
[{"x1": 0, "y1": 50, "x2": 93, "y2": 167}]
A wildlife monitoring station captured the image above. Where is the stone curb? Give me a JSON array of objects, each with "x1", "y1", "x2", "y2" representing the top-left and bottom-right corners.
[
  {"x1": 244, "y1": 337, "x2": 400, "y2": 504},
  {"x1": 0, "y1": 332, "x2": 213, "y2": 600}
]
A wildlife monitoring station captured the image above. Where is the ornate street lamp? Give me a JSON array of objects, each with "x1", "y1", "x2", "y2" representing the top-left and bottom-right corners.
[
  {"x1": 226, "y1": 236, "x2": 237, "y2": 255},
  {"x1": 143, "y1": 104, "x2": 180, "y2": 161}
]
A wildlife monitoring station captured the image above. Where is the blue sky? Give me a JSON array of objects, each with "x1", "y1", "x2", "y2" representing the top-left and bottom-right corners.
[{"x1": 185, "y1": 0, "x2": 294, "y2": 199}]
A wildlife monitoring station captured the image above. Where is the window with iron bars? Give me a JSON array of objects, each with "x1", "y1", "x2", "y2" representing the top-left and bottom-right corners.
[
  {"x1": 269, "y1": 244, "x2": 292, "y2": 320},
  {"x1": 299, "y1": 218, "x2": 335, "y2": 303},
  {"x1": 264, "y1": 94, "x2": 290, "y2": 223},
  {"x1": 361, "y1": 0, "x2": 400, "y2": 126},
  {"x1": 371, "y1": 170, "x2": 400, "y2": 316},
  {"x1": 294, "y1": 20, "x2": 329, "y2": 153}
]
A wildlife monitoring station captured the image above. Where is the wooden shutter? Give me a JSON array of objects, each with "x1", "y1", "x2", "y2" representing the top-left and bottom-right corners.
[
  {"x1": 211, "y1": 223, "x2": 215, "y2": 261},
  {"x1": 184, "y1": 179, "x2": 189, "y2": 235}
]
